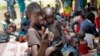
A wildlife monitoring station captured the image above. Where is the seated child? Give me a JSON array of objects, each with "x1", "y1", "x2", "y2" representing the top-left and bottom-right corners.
[
  {"x1": 1, "y1": 12, "x2": 13, "y2": 32},
  {"x1": 61, "y1": 35, "x2": 80, "y2": 56},
  {"x1": 7, "y1": 24, "x2": 19, "y2": 40},
  {"x1": 78, "y1": 32, "x2": 88, "y2": 55}
]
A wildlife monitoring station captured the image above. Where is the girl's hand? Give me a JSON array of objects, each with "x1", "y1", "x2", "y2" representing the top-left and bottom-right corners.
[{"x1": 42, "y1": 28, "x2": 54, "y2": 43}]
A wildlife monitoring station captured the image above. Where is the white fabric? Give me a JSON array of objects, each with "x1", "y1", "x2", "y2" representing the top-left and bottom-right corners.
[
  {"x1": 73, "y1": 16, "x2": 80, "y2": 22},
  {"x1": 1, "y1": 41, "x2": 28, "y2": 56},
  {"x1": 84, "y1": 33, "x2": 94, "y2": 49}
]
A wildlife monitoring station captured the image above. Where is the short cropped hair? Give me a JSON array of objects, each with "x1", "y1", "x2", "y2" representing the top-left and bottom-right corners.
[
  {"x1": 27, "y1": 2, "x2": 42, "y2": 17},
  {"x1": 43, "y1": 7, "x2": 54, "y2": 17},
  {"x1": 86, "y1": 12, "x2": 95, "y2": 23}
]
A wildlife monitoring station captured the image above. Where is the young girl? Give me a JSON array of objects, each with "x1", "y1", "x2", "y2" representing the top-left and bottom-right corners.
[
  {"x1": 26, "y1": 3, "x2": 42, "y2": 56},
  {"x1": 26, "y1": 2, "x2": 53, "y2": 56},
  {"x1": 78, "y1": 32, "x2": 88, "y2": 55}
]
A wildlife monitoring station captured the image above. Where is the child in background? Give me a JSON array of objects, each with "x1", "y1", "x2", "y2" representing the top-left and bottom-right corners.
[
  {"x1": 71, "y1": 11, "x2": 82, "y2": 33},
  {"x1": 70, "y1": 37, "x2": 80, "y2": 56},
  {"x1": 1, "y1": 12, "x2": 13, "y2": 32},
  {"x1": 78, "y1": 32, "x2": 88, "y2": 55},
  {"x1": 7, "y1": 24, "x2": 19, "y2": 41},
  {"x1": 61, "y1": 34, "x2": 80, "y2": 56}
]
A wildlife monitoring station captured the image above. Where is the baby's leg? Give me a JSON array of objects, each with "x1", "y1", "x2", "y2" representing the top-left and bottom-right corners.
[{"x1": 45, "y1": 46, "x2": 57, "y2": 56}]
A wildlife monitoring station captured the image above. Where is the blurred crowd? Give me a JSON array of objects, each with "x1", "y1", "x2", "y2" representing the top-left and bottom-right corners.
[{"x1": 0, "y1": 0, "x2": 100, "y2": 56}]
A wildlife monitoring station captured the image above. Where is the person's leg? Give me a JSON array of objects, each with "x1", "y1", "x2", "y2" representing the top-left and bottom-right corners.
[
  {"x1": 18, "y1": 0, "x2": 26, "y2": 19},
  {"x1": 45, "y1": 46, "x2": 57, "y2": 56},
  {"x1": 31, "y1": 45, "x2": 39, "y2": 56},
  {"x1": 11, "y1": 6, "x2": 16, "y2": 20},
  {"x1": 13, "y1": 9, "x2": 16, "y2": 20}
]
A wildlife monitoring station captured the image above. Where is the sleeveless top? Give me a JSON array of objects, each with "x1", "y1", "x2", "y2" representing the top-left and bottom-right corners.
[{"x1": 79, "y1": 41, "x2": 88, "y2": 55}]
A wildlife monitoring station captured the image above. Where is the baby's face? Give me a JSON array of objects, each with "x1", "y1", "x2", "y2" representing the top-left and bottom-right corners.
[{"x1": 45, "y1": 15, "x2": 54, "y2": 24}]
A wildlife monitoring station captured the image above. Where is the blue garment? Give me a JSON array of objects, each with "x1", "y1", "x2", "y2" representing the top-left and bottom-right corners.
[
  {"x1": 5, "y1": 0, "x2": 16, "y2": 19},
  {"x1": 80, "y1": 19, "x2": 95, "y2": 34},
  {"x1": 64, "y1": 0, "x2": 73, "y2": 7},
  {"x1": 17, "y1": 0, "x2": 26, "y2": 13},
  {"x1": 19, "y1": 17, "x2": 30, "y2": 35},
  {"x1": 78, "y1": 0, "x2": 86, "y2": 10},
  {"x1": 61, "y1": 44, "x2": 80, "y2": 56}
]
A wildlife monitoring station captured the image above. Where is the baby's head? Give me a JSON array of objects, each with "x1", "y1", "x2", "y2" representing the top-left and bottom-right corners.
[{"x1": 43, "y1": 7, "x2": 55, "y2": 24}]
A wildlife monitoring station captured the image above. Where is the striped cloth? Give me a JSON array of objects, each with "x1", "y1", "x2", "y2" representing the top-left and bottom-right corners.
[{"x1": 0, "y1": 41, "x2": 28, "y2": 56}]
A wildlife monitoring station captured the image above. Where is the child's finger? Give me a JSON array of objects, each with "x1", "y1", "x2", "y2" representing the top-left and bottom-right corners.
[
  {"x1": 50, "y1": 32, "x2": 54, "y2": 41},
  {"x1": 45, "y1": 28, "x2": 49, "y2": 34},
  {"x1": 48, "y1": 32, "x2": 54, "y2": 41}
]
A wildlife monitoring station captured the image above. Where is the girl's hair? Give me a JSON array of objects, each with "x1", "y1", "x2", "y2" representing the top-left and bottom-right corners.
[
  {"x1": 78, "y1": 32, "x2": 85, "y2": 40},
  {"x1": 73, "y1": 11, "x2": 82, "y2": 17},
  {"x1": 86, "y1": 12, "x2": 95, "y2": 23},
  {"x1": 27, "y1": 2, "x2": 42, "y2": 17}
]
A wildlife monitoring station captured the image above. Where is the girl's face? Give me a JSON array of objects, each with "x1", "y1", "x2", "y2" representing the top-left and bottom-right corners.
[
  {"x1": 77, "y1": 16, "x2": 83, "y2": 24},
  {"x1": 30, "y1": 12, "x2": 42, "y2": 25}
]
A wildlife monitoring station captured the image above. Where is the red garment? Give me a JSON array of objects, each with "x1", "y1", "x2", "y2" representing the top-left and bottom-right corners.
[
  {"x1": 76, "y1": 25, "x2": 80, "y2": 33},
  {"x1": 95, "y1": 17, "x2": 100, "y2": 29},
  {"x1": 62, "y1": 12, "x2": 70, "y2": 17},
  {"x1": 79, "y1": 41, "x2": 88, "y2": 55}
]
